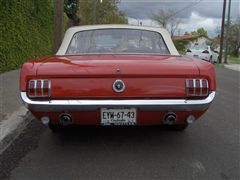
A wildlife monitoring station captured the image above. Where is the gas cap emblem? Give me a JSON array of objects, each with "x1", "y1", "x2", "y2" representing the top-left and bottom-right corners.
[{"x1": 113, "y1": 80, "x2": 125, "y2": 93}]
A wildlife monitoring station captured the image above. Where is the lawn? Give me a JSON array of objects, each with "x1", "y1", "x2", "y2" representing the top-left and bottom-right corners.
[{"x1": 227, "y1": 55, "x2": 240, "y2": 64}]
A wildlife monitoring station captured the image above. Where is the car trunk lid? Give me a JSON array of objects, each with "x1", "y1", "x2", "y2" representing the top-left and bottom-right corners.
[
  {"x1": 35, "y1": 54, "x2": 199, "y2": 99},
  {"x1": 37, "y1": 54, "x2": 199, "y2": 77}
]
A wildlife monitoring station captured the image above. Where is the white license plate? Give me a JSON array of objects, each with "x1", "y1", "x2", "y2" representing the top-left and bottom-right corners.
[{"x1": 101, "y1": 108, "x2": 137, "y2": 126}]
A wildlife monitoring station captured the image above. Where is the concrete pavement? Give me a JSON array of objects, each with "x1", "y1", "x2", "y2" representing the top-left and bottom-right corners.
[
  {"x1": 224, "y1": 64, "x2": 240, "y2": 72},
  {"x1": 0, "y1": 70, "x2": 29, "y2": 153},
  {"x1": 0, "y1": 67, "x2": 239, "y2": 180}
]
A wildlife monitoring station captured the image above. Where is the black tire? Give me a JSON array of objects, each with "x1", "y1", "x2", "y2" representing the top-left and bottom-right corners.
[
  {"x1": 48, "y1": 124, "x2": 62, "y2": 133},
  {"x1": 166, "y1": 124, "x2": 188, "y2": 131}
]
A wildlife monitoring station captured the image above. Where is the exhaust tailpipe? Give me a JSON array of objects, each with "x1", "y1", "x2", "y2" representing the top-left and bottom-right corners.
[
  {"x1": 163, "y1": 113, "x2": 177, "y2": 125},
  {"x1": 59, "y1": 114, "x2": 72, "y2": 126}
]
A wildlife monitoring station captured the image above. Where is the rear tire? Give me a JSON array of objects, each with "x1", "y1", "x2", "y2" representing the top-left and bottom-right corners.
[
  {"x1": 48, "y1": 124, "x2": 62, "y2": 133},
  {"x1": 166, "y1": 124, "x2": 188, "y2": 131}
]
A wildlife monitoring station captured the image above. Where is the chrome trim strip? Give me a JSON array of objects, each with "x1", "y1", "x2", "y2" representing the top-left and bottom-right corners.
[
  {"x1": 34, "y1": 80, "x2": 37, "y2": 96},
  {"x1": 206, "y1": 80, "x2": 209, "y2": 96},
  {"x1": 185, "y1": 80, "x2": 189, "y2": 96},
  {"x1": 186, "y1": 79, "x2": 189, "y2": 88},
  {"x1": 28, "y1": 81, "x2": 31, "y2": 97},
  {"x1": 20, "y1": 91, "x2": 216, "y2": 112},
  {"x1": 48, "y1": 80, "x2": 51, "y2": 97},
  {"x1": 206, "y1": 80, "x2": 209, "y2": 89},
  {"x1": 193, "y1": 79, "x2": 196, "y2": 96},
  {"x1": 199, "y1": 79, "x2": 203, "y2": 96},
  {"x1": 41, "y1": 80, "x2": 44, "y2": 96}
]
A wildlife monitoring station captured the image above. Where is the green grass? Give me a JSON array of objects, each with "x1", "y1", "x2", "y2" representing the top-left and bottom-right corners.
[
  {"x1": 214, "y1": 63, "x2": 225, "y2": 68},
  {"x1": 227, "y1": 55, "x2": 240, "y2": 64}
]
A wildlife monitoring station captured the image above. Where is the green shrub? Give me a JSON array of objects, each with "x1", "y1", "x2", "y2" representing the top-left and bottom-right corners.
[
  {"x1": 0, "y1": 0, "x2": 54, "y2": 73},
  {"x1": 173, "y1": 39, "x2": 190, "y2": 53}
]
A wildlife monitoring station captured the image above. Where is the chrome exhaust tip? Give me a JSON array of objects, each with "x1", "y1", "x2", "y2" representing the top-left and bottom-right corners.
[
  {"x1": 163, "y1": 112, "x2": 177, "y2": 125},
  {"x1": 41, "y1": 116, "x2": 50, "y2": 125},
  {"x1": 59, "y1": 114, "x2": 72, "y2": 126}
]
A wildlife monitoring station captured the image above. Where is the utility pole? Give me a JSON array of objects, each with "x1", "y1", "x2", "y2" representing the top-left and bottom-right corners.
[
  {"x1": 53, "y1": 0, "x2": 64, "y2": 53},
  {"x1": 219, "y1": 0, "x2": 227, "y2": 64},
  {"x1": 224, "y1": 0, "x2": 232, "y2": 64}
]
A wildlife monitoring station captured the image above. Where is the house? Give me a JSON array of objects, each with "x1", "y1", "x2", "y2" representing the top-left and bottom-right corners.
[{"x1": 172, "y1": 34, "x2": 211, "y2": 49}]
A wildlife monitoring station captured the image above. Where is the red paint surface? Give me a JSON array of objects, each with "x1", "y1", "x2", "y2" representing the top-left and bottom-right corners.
[
  {"x1": 50, "y1": 78, "x2": 186, "y2": 99},
  {"x1": 20, "y1": 54, "x2": 216, "y2": 92},
  {"x1": 20, "y1": 54, "x2": 216, "y2": 125}
]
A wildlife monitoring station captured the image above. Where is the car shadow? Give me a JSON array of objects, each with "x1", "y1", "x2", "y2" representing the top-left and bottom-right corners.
[{"x1": 47, "y1": 125, "x2": 190, "y2": 149}]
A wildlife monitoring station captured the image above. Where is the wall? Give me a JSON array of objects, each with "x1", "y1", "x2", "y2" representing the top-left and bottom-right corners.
[
  {"x1": 187, "y1": 37, "x2": 210, "y2": 48},
  {"x1": 0, "y1": 0, "x2": 54, "y2": 73}
]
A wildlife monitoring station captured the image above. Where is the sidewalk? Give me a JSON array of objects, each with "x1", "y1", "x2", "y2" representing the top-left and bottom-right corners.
[
  {"x1": 224, "y1": 64, "x2": 240, "y2": 72},
  {"x1": 0, "y1": 70, "x2": 30, "y2": 153}
]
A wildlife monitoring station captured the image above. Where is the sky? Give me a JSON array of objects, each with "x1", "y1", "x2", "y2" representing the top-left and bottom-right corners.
[{"x1": 118, "y1": 0, "x2": 240, "y2": 37}]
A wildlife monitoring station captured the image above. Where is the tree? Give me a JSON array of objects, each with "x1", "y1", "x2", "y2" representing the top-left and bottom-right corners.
[
  {"x1": 169, "y1": 18, "x2": 181, "y2": 37},
  {"x1": 150, "y1": 9, "x2": 181, "y2": 37},
  {"x1": 226, "y1": 18, "x2": 240, "y2": 57},
  {"x1": 54, "y1": 0, "x2": 64, "y2": 53},
  {"x1": 191, "y1": 28, "x2": 208, "y2": 36},
  {"x1": 78, "y1": 0, "x2": 128, "y2": 25},
  {"x1": 216, "y1": 18, "x2": 240, "y2": 57},
  {"x1": 64, "y1": 0, "x2": 80, "y2": 26}
]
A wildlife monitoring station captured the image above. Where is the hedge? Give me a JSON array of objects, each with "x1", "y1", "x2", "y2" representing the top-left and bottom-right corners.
[{"x1": 0, "y1": 0, "x2": 54, "y2": 73}]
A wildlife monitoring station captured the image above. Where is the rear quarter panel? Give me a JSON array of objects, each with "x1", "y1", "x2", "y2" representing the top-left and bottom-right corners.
[{"x1": 192, "y1": 57, "x2": 216, "y2": 91}]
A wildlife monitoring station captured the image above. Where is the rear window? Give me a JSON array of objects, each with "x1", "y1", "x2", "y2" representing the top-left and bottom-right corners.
[
  {"x1": 192, "y1": 45, "x2": 208, "y2": 50},
  {"x1": 66, "y1": 29, "x2": 170, "y2": 54}
]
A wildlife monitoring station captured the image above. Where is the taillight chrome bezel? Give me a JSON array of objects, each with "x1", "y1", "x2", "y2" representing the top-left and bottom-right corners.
[
  {"x1": 186, "y1": 79, "x2": 209, "y2": 97},
  {"x1": 28, "y1": 79, "x2": 51, "y2": 98}
]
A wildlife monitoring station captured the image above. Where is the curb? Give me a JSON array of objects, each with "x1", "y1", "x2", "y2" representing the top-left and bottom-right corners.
[{"x1": 0, "y1": 107, "x2": 32, "y2": 154}]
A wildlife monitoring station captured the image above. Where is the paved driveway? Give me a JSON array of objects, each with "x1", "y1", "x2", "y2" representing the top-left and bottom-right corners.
[{"x1": 0, "y1": 67, "x2": 239, "y2": 180}]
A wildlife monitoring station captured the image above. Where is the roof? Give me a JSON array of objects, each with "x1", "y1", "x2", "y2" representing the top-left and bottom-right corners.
[
  {"x1": 56, "y1": 24, "x2": 179, "y2": 56},
  {"x1": 67, "y1": 24, "x2": 167, "y2": 34},
  {"x1": 172, "y1": 34, "x2": 207, "y2": 40}
]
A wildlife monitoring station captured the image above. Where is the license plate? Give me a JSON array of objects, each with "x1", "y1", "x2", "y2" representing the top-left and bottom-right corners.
[
  {"x1": 194, "y1": 55, "x2": 199, "y2": 57},
  {"x1": 101, "y1": 108, "x2": 137, "y2": 126}
]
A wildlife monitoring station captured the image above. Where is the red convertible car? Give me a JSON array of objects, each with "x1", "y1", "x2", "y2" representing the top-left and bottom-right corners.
[{"x1": 20, "y1": 25, "x2": 216, "y2": 131}]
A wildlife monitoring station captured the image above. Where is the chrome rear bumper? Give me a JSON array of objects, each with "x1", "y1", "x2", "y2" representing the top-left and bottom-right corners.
[{"x1": 20, "y1": 92, "x2": 216, "y2": 112}]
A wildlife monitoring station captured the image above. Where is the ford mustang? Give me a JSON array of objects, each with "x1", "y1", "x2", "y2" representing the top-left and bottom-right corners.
[{"x1": 20, "y1": 25, "x2": 216, "y2": 131}]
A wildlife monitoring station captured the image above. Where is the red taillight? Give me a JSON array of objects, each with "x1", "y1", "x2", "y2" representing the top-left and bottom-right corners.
[
  {"x1": 202, "y1": 50, "x2": 209, "y2": 53},
  {"x1": 186, "y1": 79, "x2": 209, "y2": 97},
  {"x1": 187, "y1": 49, "x2": 192, "y2": 52},
  {"x1": 28, "y1": 80, "x2": 51, "y2": 98}
]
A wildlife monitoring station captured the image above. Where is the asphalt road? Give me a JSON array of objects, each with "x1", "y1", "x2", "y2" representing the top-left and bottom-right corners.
[{"x1": 0, "y1": 67, "x2": 239, "y2": 180}]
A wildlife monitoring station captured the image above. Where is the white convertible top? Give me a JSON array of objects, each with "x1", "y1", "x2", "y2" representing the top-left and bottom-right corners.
[{"x1": 56, "y1": 24, "x2": 179, "y2": 56}]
